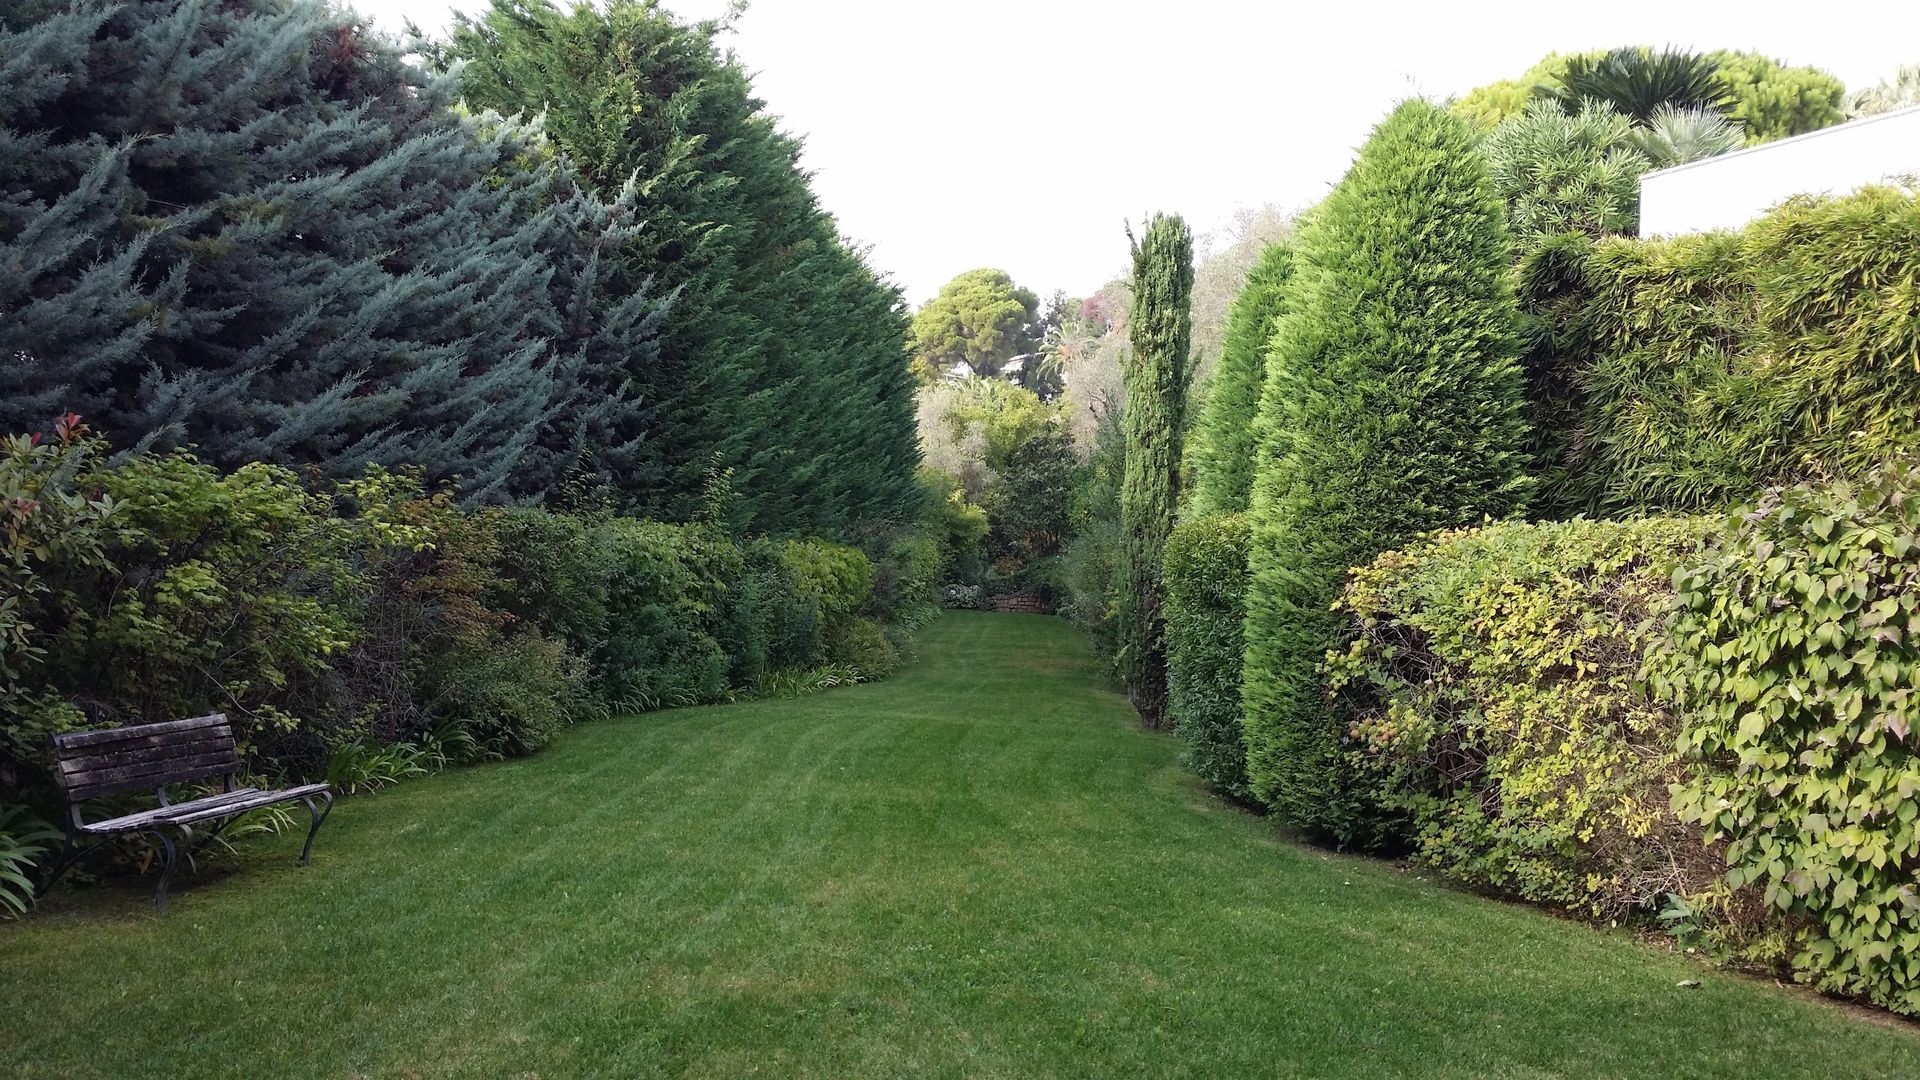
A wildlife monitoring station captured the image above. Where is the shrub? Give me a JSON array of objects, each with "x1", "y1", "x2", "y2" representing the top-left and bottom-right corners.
[
  {"x1": 780, "y1": 539, "x2": 875, "y2": 621},
  {"x1": 1483, "y1": 102, "x2": 1648, "y2": 247},
  {"x1": 597, "y1": 521, "x2": 740, "y2": 711},
  {"x1": 826, "y1": 617, "x2": 899, "y2": 680},
  {"x1": 1242, "y1": 100, "x2": 1533, "y2": 846},
  {"x1": 1332, "y1": 517, "x2": 1717, "y2": 918},
  {"x1": 1163, "y1": 514, "x2": 1253, "y2": 800},
  {"x1": 1575, "y1": 186, "x2": 1920, "y2": 514},
  {"x1": 1655, "y1": 462, "x2": 1920, "y2": 1015},
  {"x1": 869, "y1": 535, "x2": 943, "y2": 628},
  {"x1": 487, "y1": 508, "x2": 615, "y2": 662}
]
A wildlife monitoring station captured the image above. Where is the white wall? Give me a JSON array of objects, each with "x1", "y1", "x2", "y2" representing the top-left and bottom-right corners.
[{"x1": 1638, "y1": 106, "x2": 1920, "y2": 237}]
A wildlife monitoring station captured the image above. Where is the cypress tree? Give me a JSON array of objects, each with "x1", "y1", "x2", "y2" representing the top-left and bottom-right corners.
[
  {"x1": 1241, "y1": 100, "x2": 1532, "y2": 845},
  {"x1": 1117, "y1": 213, "x2": 1194, "y2": 727},
  {"x1": 1185, "y1": 241, "x2": 1293, "y2": 517},
  {"x1": 445, "y1": 0, "x2": 920, "y2": 536},
  {"x1": 0, "y1": 0, "x2": 667, "y2": 502}
]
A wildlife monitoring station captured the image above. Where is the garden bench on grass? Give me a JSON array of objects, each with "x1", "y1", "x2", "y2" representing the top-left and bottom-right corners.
[{"x1": 39, "y1": 713, "x2": 333, "y2": 913}]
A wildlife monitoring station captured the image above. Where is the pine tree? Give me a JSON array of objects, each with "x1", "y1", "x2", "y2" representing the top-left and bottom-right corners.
[
  {"x1": 1117, "y1": 213, "x2": 1194, "y2": 727},
  {"x1": 1185, "y1": 242, "x2": 1293, "y2": 517},
  {"x1": 444, "y1": 0, "x2": 920, "y2": 536},
  {"x1": 0, "y1": 0, "x2": 668, "y2": 501},
  {"x1": 1241, "y1": 100, "x2": 1532, "y2": 845}
]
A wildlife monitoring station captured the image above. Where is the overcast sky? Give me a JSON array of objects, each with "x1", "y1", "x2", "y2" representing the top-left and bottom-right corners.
[{"x1": 357, "y1": 0, "x2": 1920, "y2": 303}]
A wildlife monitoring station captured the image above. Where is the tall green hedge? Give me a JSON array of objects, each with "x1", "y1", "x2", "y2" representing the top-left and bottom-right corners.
[
  {"x1": 1185, "y1": 243, "x2": 1293, "y2": 517},
  {"x1": 1163, "y1": 514, "x2": 1252, "y2": 800},
  {"x1": 1117, "y1": 213, "x2": 1194, "y2": 727},
  {"x1": 1572, "y1": 186, "x2": 1920, "y2": 514},
  {"x1": 1655, "y1": 462, "x2": 1920, "y2": 1015},
  {"x1": 1242, "y1": 99, "x2": 1532, "y2": 845}
]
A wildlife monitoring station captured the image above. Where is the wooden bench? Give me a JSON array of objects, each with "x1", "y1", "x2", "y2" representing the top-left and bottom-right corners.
[{"x1": 39, "y1": 713, "x2": 333, "y2": 912}]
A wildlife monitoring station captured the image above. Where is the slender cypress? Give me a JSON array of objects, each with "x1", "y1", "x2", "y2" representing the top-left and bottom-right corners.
[
  {"x1": 1117, "y1": 213, "x2": 1195, "y2": 727},
  {"x1": 1185, "y1": 241, "x2": 1294, "y2": 517}
]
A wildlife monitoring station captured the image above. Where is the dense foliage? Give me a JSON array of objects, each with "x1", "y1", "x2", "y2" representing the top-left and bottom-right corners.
[
  {"x1": 0, "y1": 423, "x2": 932, "y2": 913},
  {"x1": 0, "y1": 0, "x2": 667, "y2": 503},
  {"x1": 1483, "y1": 103, "x2": 1648, "y2": 247},
  {"x1": 1538, "y1": 47, "x2": 1731, "y2": 125},
  {"x1": 1573, "y1": 186, "x2": 1920, "y2": 514},
  {"x1": 1116, "y1": 214, "x2": 1194, "y2": 726},
  {"x1": 916, "y1": 379, "x2": 1078, "y2": 604},
  {"x1": 444, "y1": 0, "x2": 920, "y2": 535},
  {"x1": 1242, "y1": 100, "x2": 1532, "y2": 845},
  {"x1": 1459, "y1": 48, "x2": 1844, "y2": 145},
  {"x1": 1184, "y1": 242, "x2": 1293, "y2": 517},
  {"x1": 1332, "y1": 517, "x2": 1716, "y2": 917},
  {"x1": 1656, "y1": 463, "x2": 1920, "y2": 1015},
  {"x1": 1163, "y1": 514, "x2": 1252, "y2": 800},
  {"x1": 1707, "y1": 50, "x2": 1846, "y2": 144}
]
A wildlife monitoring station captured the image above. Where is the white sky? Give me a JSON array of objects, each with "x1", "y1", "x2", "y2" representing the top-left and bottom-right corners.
[{"x1": 356, "y1": 0, "x2": 1920, "y2": 303}]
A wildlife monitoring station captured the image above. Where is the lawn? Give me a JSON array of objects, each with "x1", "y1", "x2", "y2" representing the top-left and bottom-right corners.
[{"x1": 3, "y1": 611, "x2": 1915, "y2": 1078}]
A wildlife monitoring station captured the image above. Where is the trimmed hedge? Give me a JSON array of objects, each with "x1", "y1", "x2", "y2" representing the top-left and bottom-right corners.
[
  {"x1": 1163, "y1": 514, "x2": 1252, "y2": 800},
  {"x1": 1332, "y1": 517, "x2": 1717, "y2": 918},
  {"x1": 1335, "y1": 465, "x2": 1920, "y2": 1016},
  {"x1": 1655, "y1": 462, "x2": 1920, "y2": 1015},
  {"x1": 1242, "y1": 99, "x2": 1533, "y2": 846},
  {"x1": 1573, "y1": 186, "x2": 1920, "y2": 514}
]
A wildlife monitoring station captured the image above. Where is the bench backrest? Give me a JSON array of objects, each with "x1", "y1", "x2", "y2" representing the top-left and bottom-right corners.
[{"x1": 51, "y1": 714, "x2": 239, "y2": 801}]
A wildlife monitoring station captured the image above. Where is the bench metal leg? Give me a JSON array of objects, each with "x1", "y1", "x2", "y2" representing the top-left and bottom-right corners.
[
  {"x1": 34, "y1": 833, "x2": 83, "y2": 900},
  {"x1": 298, "y1": 790, "x2": 334, "y2": 866},
  {"x1": 152, "y1": 828, "x2": 182, "y2": 914}
]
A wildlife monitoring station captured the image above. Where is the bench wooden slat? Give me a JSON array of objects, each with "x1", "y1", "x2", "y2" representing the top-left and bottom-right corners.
[
  {"x1": 153, "y1": 784, "x2": 332, "y2": 828},
  {"x1": 80, "y1": 788, "x2": 263, "y2": 834},
  {"x1": 62, "y1": 749, "x2": 240, "y2": 788},
  {"x1": 53, "y1": 714, "x2": 229, "y2": 750},
  {"x1": 58, "y1": 736, "x2": 237, "y2": 775},
  {"x1": 62, "y1": 753, "x2": 241, "y2": 799}
]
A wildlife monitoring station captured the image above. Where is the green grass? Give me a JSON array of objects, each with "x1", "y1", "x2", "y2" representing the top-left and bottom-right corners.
[{"x1": 4, "y1": 611, "x2": 1916, "y2": 1077}]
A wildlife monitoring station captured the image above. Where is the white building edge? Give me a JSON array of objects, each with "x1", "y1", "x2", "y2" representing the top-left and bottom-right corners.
[{"x1": 1638, "y1": 104, "x2": 1920, "y2": 237}]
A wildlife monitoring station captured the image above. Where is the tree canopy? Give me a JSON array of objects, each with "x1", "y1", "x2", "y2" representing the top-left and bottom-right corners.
[{"x1": 909, "y1": 269, "x2": 1041, "y2": 382}]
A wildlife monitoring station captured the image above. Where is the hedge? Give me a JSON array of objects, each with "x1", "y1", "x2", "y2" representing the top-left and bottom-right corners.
[
  {"x1": 1331, "y1": 516, "x2": 1718, "y2": 918},
  {"x1": 1163, "y1": 513, "x2": 1252, "y2": 800},
  {"x1": 1571, "y1": 185, "x2": 1920, "y2": 514},
  {"x1": 1335, "y1": 464, "x2": 1920, "y2": 1016},
  {"x1": 1654, "y1": 461, "x2": 1920, "y2": 1015},
  {"x1": 1241, "y1": 99, "x2": 1532, "y2": 846},
  {"x1": 0, "y1": 422, "x2": 933, "y2": 913}
]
